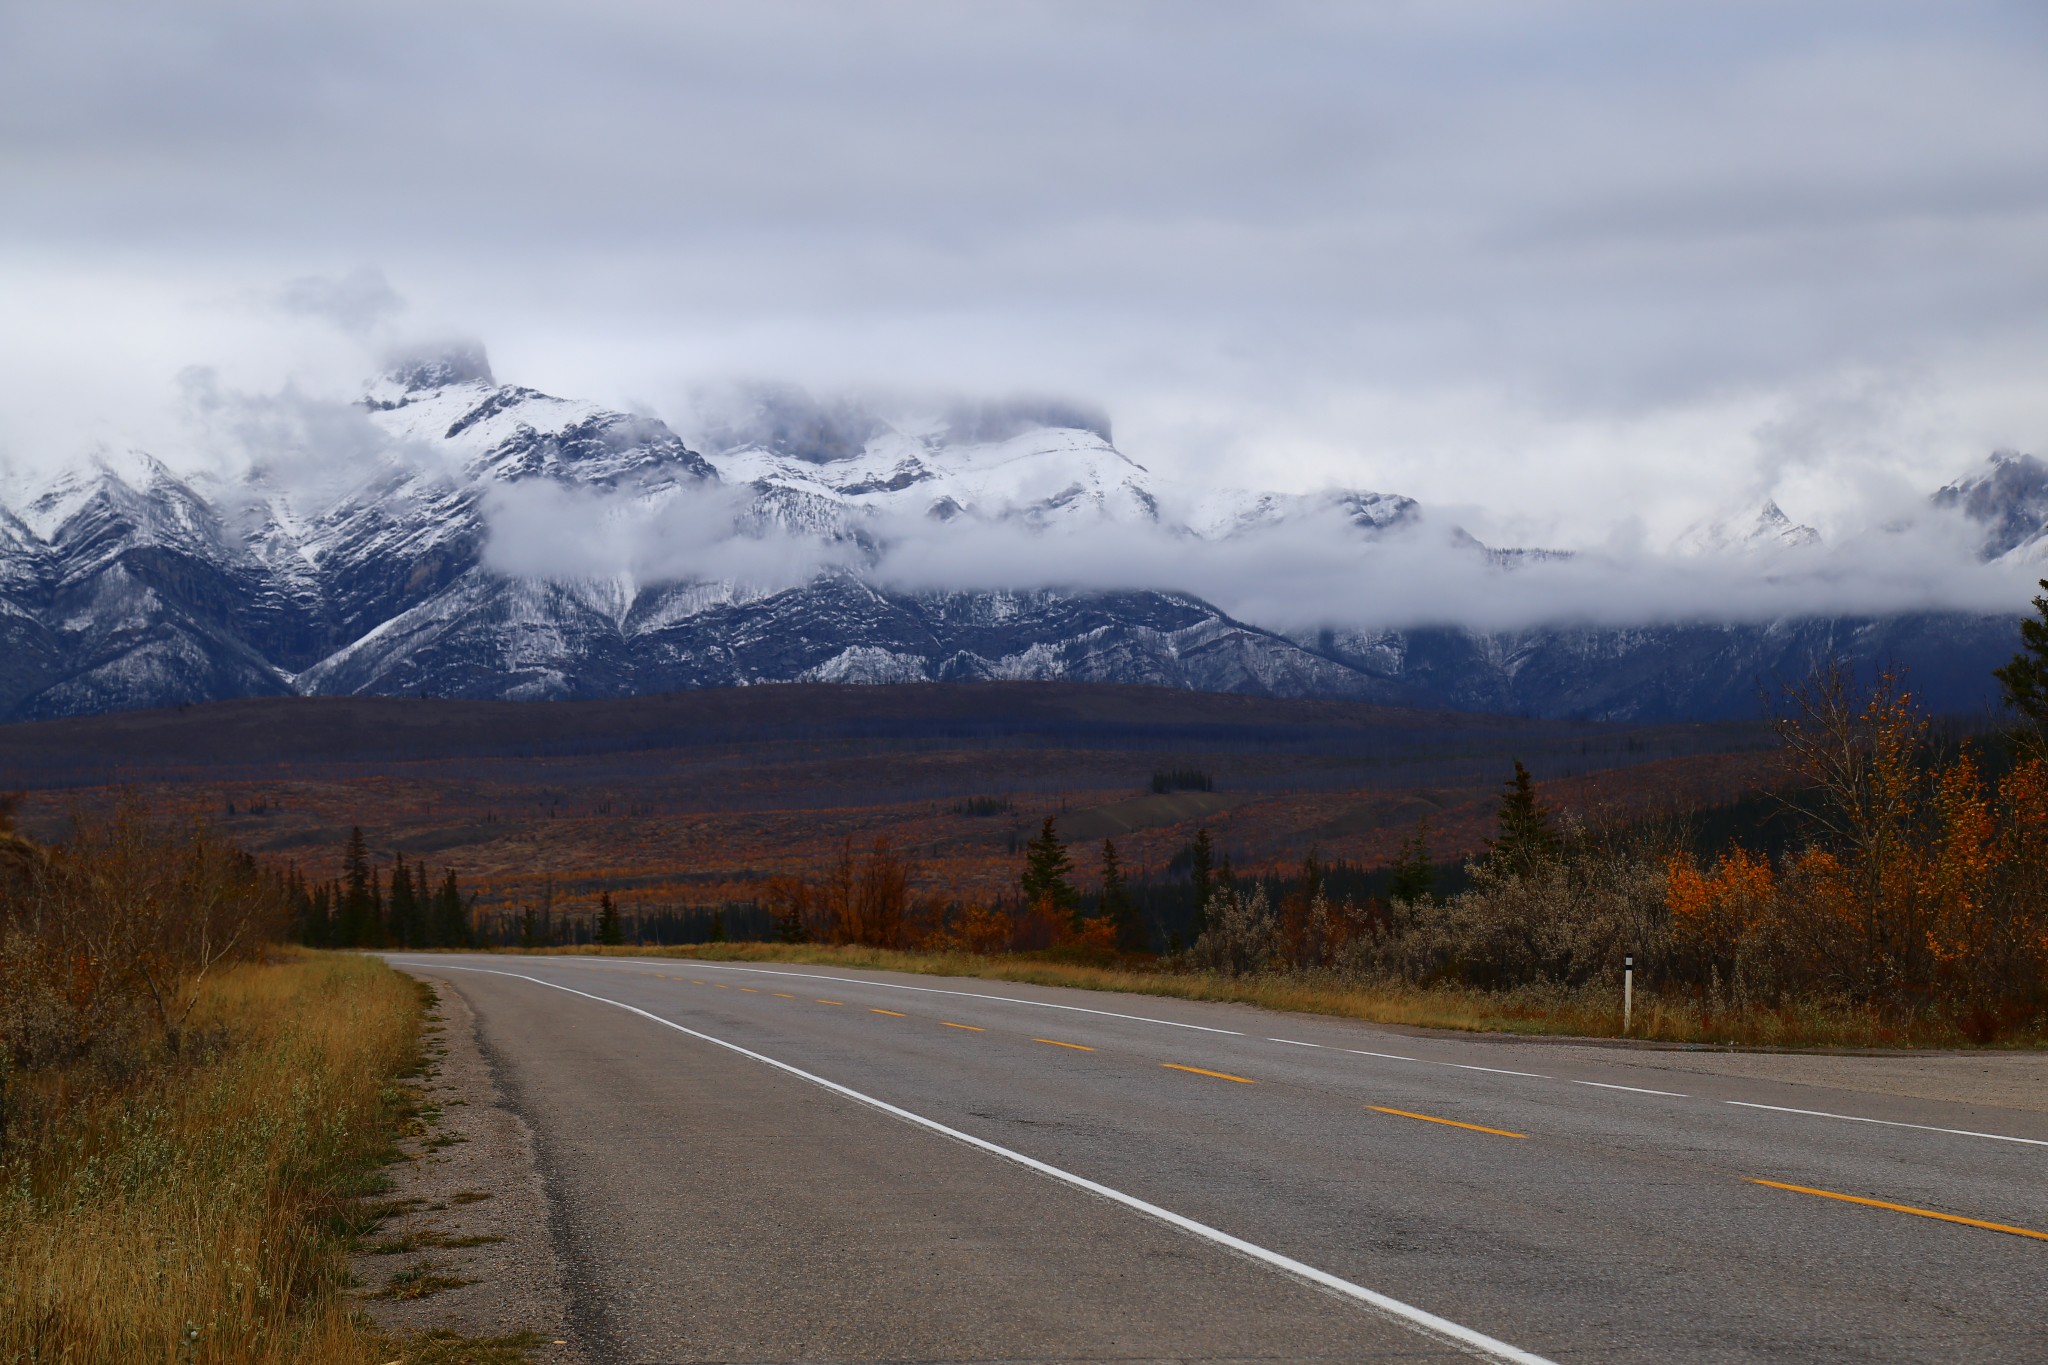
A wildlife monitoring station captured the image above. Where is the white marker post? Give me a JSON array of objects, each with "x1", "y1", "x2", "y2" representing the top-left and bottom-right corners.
[{"x1": 1623, "y1": 954, "x2": 1634, "y2": 1034}]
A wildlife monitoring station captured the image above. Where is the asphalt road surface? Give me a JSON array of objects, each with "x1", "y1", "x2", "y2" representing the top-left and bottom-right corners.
[{"x1": 389, "y1": 954, "x2": 2048, "y2": 1363}]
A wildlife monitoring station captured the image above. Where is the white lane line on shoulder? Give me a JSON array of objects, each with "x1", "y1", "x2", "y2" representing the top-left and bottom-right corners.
[
  {"x1": 1725, "y1": 1101, "x2": 2048, "y2": 1148},
  {"x1": 587, "y1": 958, "x2": 1246, "y2": 1036},
  {"x1": 1447, "y1": 1064, "x2": 1550, "y2": 1079},
  {"x1": 414, "y1": 963, "x2": 1556, "y2": 1365},
  {"x1": 1571, "y1": 1080, "x2": 1688, "y2": 1097}
]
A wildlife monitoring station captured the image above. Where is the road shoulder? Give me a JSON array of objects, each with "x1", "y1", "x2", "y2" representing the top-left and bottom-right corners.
[{"x1": 353, "y1": 975, "x2": 583, "y2": 1360}]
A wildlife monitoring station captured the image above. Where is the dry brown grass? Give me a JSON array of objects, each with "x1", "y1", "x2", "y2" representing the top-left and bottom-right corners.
[
  {"x1": 534, "y1": 941, "x2": 2046, "y2": 1050},
  {"x1": 0, "y1": 950, "x2": 436, "y2": 1364}
]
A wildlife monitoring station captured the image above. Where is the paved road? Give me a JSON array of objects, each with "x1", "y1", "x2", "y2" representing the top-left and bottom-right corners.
[{"x1": 390, "y1": 954, "x2": 2048, "y2": 1363}]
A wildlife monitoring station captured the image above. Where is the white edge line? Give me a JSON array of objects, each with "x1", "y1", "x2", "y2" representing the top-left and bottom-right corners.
[
  {"x1": 1725, "y1": 1101, "x2": 2048, "y2": 1148},
  {"x1": 1269, "y1": 1037, "x2": 1325, "y2": 1048},
  {"x1": 585, "y1": 956, "x2": 1248, "y2": 1036},
  {"x1": 1571, "y1": 1080, "x2": 1688, "y2": 1098},
  {"x1": 405, "y1": 961, "x2": 1555, "y2": 1365},
  {"x1": 1345, "y1": 1048, "x2": 1422, "y2": 1062},
  {"x1": 1448, "y1": 1065, "x2": 1551, "y2": 1079}
]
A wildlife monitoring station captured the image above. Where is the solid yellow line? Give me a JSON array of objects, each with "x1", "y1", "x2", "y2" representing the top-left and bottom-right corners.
[
  {"x1": 942, "y1": 1022, "x2": 985, "y2": 1031},
  {"x1": 1749, "y1": 1179, "x2": 2048, "y2": 1242},
  {"x1": 1370, "y1": 1106, "x2": 1525, "y2": 1138},
  {"x1": 773, "y1": 993, "x2": 796, "y2": 999},
  {"x1": 1034, "y1": 1038, "x2": 1095, "y2": 1051},
  {"x1": 871, "y1": 1008, "x2": 907, "y2": 1017},
  {"x1": 1163, "y1": 1063, "x2": 1257, "y2": 1084},
  {"x1": 817, "y1": 999, "x2": 845, "y2": 1006}
]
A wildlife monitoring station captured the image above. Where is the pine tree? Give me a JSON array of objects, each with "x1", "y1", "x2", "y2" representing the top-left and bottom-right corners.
[
  {"x1": 1486, "y1": 760, "x2": 1558, "y2": 875},
  {"x1": 1020, "y1": 816, "x2": 1078, "y2": 912},
  {"x1": 432, "y1": 869, "x2": 469, "y2": 947},
  {"x1": 339, "y1": 826, "x2": 373, "y2": 946},
  {"x1": 1187, "y1": 827, "x2": 1215, "y2": 940},
  {"x1": 1388, "y1": 816, "x2": 1435, "y2": 903},
  {"x1": 597, "y1": 890, "x2": 625, "y2": 946},
  {"x1": 706, "y1": 909, "x2": 727, "y2": 943},
  {"x1": 388, "y1": 857, "x2": 418, "y2": 948},
  {"x1": 1995, "y1": 578, "x2": 2048, "y2": 751},
  {"x1": 1100, "y1": 838, "x2": 1144, "y2": 952}
]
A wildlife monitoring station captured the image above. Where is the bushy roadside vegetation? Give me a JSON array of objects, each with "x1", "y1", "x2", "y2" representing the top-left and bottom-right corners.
[
  {"x1": 574, "y1": 653, "x2": 2048, "y2": 1049},
  {"x1": 0, "y1": 805, "x2": 457, "y2": 1363}
]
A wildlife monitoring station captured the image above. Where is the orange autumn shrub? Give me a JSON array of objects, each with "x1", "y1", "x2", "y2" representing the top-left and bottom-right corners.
[
  {"x1": 1665, "y1": 844, "x2": 1774, "y2": 970},
  {"x1": 1663, "y1": 661, "x2": 2048, "y2": 1024}
]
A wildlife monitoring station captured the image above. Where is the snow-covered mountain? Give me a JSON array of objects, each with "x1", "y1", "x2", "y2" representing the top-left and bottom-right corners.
[{"x1": 0, "y1": 352, "x2": 2033, "y2": 723}]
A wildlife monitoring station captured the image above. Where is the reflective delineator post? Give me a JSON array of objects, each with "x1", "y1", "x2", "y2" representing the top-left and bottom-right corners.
[{"x1": 1623, "y1": 953, "x2": 1634, "y2": 1034}]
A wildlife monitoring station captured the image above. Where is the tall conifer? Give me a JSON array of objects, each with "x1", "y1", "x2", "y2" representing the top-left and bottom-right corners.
[{"x1": 1020, "y1": 816, "x2": 1078, "y2": 912}]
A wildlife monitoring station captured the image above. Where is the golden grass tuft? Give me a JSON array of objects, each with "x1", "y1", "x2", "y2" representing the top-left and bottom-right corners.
[{"x1": 0, "y1": 950, "x2": 428, "y2": 1364}]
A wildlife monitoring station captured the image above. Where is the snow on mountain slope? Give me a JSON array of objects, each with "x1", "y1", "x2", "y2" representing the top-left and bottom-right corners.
[
  {"x1": 0, "y1": 350, "x2": 2036, "y2": 723},
  {"x1": 710, "y1": 423, "x2": 1162, "y2": 529},
  {"x1": 1675, "y1": 499, "x2": 1823, "y2": 556},
  {"x1": 1935, "y1": 450, "x2": 2048, "y2": 563}
]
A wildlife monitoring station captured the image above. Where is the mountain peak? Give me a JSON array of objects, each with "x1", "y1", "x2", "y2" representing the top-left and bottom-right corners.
[
  {"x1": 384, "y1": 343, "x2": 495, "y2": 394},
  {"x1": 1676, "y1": 497, "x2": 1821, "y2": 556},
  {"x1": 1933, "y1": 449, "x2": 2048, "y2": 560}
]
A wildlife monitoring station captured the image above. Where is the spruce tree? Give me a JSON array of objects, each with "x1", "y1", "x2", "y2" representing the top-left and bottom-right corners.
[
  {"x1": 1995, "y1": 578, "x2": 2048, "y2": 751},
  {"x1": 1020, "y1": 816, "x2": 1078, "y2": 912},
  {"x1": 1100, "y1": 838, "x2": 1144, "y2": 952},
  {"x1": 388, "y1": 857, "x2": 418, "y2": 948},
  {"x1": 339, "y1": 826, "x2": 373, "y2": 946},
  {"x1": 432, "y1": 869, "x2": 469, "y2": 947},
  {"x1": 706, "y1": 909, "x2": 727, "y2": 943},
  {"x1": 1187, "y1": 827, "x2": 1215, "y2": 940},
  {"x1": 597, "y1": 890, "x2": 625, "y2": 946},
  {"x1": 1388, "y1": 816, "x2": 1435, "y2": 903},
  {"x1": 1486, "y1": 760, "x2": 1558, "y2": 875}
]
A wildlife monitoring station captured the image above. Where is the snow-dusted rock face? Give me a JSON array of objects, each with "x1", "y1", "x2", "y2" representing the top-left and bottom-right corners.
[
  {"x1": 0, "y1": 355, "x2": 2033, "y2": 723},
  {"x1": 1934, "y1": 451, "x2": 2048, "y2": 563}
]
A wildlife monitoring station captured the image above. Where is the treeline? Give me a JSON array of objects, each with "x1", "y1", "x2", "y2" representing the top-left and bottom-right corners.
[
  {"x1": 288, "y1": 826, "x2": 474, "y2": 949},
  {"x1": 0, "y1": 801, "x2": 291, "y2": 1094},
  {"x1": 1173, "y1": 650, "x2": 2048, "y2": 1037}
]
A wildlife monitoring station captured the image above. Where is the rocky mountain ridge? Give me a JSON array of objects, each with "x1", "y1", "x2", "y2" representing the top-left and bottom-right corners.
[{"x1": 0, "y1": 353, "x2": 2034, "y2": 723}]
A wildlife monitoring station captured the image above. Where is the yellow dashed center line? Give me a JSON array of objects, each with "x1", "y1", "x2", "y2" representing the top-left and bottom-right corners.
[
  {"x1": 773, "y1": 993, "x2": 796, "y2": 999},
  {"x1": 1370, "y1": 1106, "x2": 1525, "y2": 1138},
  {"x1": 1033, "y1": 1037, "x2": 1095, "y2": 1051},
  {"x1": 942, "y1": 1022, "x2": 985, "y2": 1031},
  {"x1": 688, "y1": 980, "x2": 705, "y2": 985},
  {"x1": 817, "y1": 999, "x2": 845, "y2": 1006},
  {"x1": 1749, "y1": 1179, "x2": 2048, "y2": 1242},
  {"x1": 739, "y1": 987, "x2": 759, "y2": 993},
  {"x1": 1162, "y1": 1063, "x2": 1257, "y2": 1084},
  {"x1": 871, "y1": 1008, "x2": 907, "y2": 1017}
]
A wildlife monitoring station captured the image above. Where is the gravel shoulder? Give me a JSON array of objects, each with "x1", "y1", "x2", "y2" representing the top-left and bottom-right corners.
[{"x1": 353, "y1": 977, "x2": 584, "y2": 1359}]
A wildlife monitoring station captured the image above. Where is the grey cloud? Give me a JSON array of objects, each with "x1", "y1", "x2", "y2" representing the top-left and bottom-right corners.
[
  {"x1": 275, "y1": 267, "x2": 404, "y2": 336},
  {"x1": 2, "y1": 1, "x2": 2046, "y2": 544}
]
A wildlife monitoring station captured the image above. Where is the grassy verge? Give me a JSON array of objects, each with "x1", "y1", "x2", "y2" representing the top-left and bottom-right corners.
[
  {"x1": 521, "y1": 942, "x2": 2044, "y2": 1050},
  {"x1": 0, "y1": 949, "x2": 511, "y2": 1364}
]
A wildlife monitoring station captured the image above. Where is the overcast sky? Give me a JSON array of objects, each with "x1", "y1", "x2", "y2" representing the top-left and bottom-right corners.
[{"x1": 2, "y1": 0, "x2": 2045, "y2": 549}]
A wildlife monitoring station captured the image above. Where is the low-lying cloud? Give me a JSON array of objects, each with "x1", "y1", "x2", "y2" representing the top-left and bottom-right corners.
[{"x1": 471, "y1": 466, "x2": 2037, "y2": 636}]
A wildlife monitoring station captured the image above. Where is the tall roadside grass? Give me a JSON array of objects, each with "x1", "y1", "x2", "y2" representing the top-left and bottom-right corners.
[
  {"x1": 544, "y1": 942, "x2": 2041, "y2": 1049},
  {"x1": 0, "y1": 951, "x2": 424, "y2": 1364}
]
